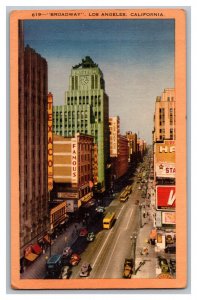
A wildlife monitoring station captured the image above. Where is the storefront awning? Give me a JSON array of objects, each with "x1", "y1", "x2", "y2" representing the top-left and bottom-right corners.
[
  {"x1": 32, "y1": 243, "x2": 42, "y2": 255},
  {"x1": 25, "y1": 252, "x2": 38, "y2": 262}
]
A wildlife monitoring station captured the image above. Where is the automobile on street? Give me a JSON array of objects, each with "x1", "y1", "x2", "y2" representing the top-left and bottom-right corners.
[
  {"x1": 60, "y1": 266, "x2": 72, "y2": 279},
  {"x1": 69, "y1": 253, "x2": 81, "y2": 266},
  {"x1": 86, "y1": 232, "x2": 95, "y2": 242},
  {"x1": 79, "y1": 262, "x2": 92, "y2": 277}
]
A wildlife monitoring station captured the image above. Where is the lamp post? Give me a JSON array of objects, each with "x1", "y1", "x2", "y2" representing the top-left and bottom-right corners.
[
  {"x1": 130, "y1": 232, "x2": 137, "y2": 274},
  {"x1": 139, "y1": 204, "x2": 143, "y2": 228},
  {"x1": 48, "y1": 228, "x2": 53, "y2": 258}
]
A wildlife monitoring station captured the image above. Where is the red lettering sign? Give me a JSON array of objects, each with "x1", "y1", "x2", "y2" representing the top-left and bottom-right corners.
[{"x1": 156, "y1": 186, "x2": 176, "y2": 210}]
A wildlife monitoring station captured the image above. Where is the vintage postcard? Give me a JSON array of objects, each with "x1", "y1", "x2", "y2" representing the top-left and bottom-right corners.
[{"x1": 10, "y1": 8, "x2": 187, "y2": 289}]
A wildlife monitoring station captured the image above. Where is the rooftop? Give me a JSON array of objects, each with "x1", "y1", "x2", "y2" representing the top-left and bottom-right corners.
[{"x1": 73, "y1": 56, "x2": 98, "y2": 69}]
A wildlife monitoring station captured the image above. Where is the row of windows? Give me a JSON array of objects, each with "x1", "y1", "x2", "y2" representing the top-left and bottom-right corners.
[
  {"x1": 79, "y1": 186, "x2": 91, "y2": 198},
  {"x1": 66, "y1": 95, "x2": 101, "y2": 105},
  {"x1": 79, "y1": 164, "x2": 91, "y2": 173},
  {"x1": 57, "y1": 130, "x2": 89, "y2": 136},
  {"x1": 79, "y1": 174, "x2": 91, "y2": 184}
]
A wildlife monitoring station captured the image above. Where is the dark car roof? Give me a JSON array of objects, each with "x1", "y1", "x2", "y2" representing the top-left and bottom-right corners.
[{"x1": 47, "y1": 254, "x2": 62, "y2": 264}]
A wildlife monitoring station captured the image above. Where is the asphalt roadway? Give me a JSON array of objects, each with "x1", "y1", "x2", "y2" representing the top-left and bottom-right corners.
[{"x1": 70, "y1": 180, "x2": 142, "y2": 279}]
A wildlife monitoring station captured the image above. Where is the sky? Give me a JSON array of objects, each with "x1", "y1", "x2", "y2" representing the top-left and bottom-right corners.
[{"x1": 24, "y1": 19, "x2": 175, "y2": 144}]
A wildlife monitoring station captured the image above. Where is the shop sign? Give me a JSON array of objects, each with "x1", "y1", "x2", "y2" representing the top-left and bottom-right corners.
[
  {"x1": 156, "y1": 232, "x2": 165, "y2": 249},
  {"x1": 71, "y1": 140, "x2": 78, "y2": 183},
  {"x1": 155, "y1": 140, "x2": 175, "y2": 163},
  {"x1": 155, "y1": 162, "x2": 175, "y2": 178},
  {"x1": 156, "y1": 186, "x2": 176, "y2": 210},
  {"x1": 155, "y1": 210, "x2": 162, "y2": 227},
  {"x1": 66, "y1": 200, "x2": 74, "y2": 213},
  {"x1": 80, "y1": 192, "x2": 93, "y2": 203},
  {"x1": 48, "y1": 93, "x2": 53, "y2": 191},
  {"x1": 57, "y1": 192, "x2": 78, "y2": 199},
  {"x1": 162, "y1": 211, "x2": 176, "y2": 225}
]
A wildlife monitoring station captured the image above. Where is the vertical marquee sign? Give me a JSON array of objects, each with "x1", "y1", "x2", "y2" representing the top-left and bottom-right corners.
[
  {"x1": 71, "y1": 138, "x2": 78, "y2": 183},
  {"x1": 48, "y1": 92, "x2": 53, "y2": 191}
]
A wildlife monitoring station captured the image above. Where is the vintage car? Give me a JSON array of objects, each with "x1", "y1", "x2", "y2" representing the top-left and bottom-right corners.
[
  {"x1": 79, "y1": 227, "x2": 88, "y2": 237},
  {"x1": 123, "y1": 258, "x2": 133, "y2": 279},
  {"x1": 86, "y1": 232, "x2": 95, "y2": 242},
  {"x1": 60, "y1": 266, "x2": 72, "y2": 279},
  {"x1": 69, "y1": 253, "x2": 81, "y2": 266},
  {"x1": 79, "y1": 262, "x2": 92, "y2": 277}
]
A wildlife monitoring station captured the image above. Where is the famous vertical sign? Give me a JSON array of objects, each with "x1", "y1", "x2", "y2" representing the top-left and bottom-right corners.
[
  {"x1": 71, "y1": 138, "x2": 78, "y2": 183},
  {"x1": 48, "y1": 93, "x2": 53, "y2": 190}
]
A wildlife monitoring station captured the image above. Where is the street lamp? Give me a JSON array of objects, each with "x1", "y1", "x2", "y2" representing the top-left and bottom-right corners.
[
  {"x1": 130, "y1": 232, "x2": 137, "y2": 274},
  {"x1": 48, "y1": 228, "x2": 53, "y2": 258},
  {"x1": 139, "y1": 204, "x2": 143, "y2": 228}
]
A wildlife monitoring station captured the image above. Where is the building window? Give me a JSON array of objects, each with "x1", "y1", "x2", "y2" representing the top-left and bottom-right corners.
[
  {"x1": 72, "y1": 76, "x2": 74, "y2": 90},
  {"x1": 91, "y1": 75, "x2": 94, "y2": 89},
  {"x1": 170, "y1": 128, "x2": 173, "y2": 139},
  {"x1": 95, "y1": 75, "x2": 98, "y2": 89},
  {"x1": 75, "y1": 76, "x2": 78, "y2": 90},
  {"x1": 170, "y1": 108, "x2": 173, "y2": 125}
]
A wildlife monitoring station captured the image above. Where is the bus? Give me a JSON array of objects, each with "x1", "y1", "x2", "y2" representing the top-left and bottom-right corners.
[
  {"x1": 120, "y1": 191, "x2": 129, "y2": 202},
  {"x1": 125, "y1": 185, "x2": 132, "y2": 194},
  {"x1": 103, "y1": 212, "x2": 115, "y2": 229}
]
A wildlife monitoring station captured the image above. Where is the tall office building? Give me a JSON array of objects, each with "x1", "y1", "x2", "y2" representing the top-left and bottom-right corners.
[
  {"x1": 53, "y1": 56, "x2": 110, "y2": 191},
  {"x1": 19, "y1": 21, "x2": 49, "y2": 259},
  {"x1": 153, "y1": 88, "x2": 176, "y2": 142},
  {"x1": 109, "y1": 116, "x2": 129, "y2": 180}
]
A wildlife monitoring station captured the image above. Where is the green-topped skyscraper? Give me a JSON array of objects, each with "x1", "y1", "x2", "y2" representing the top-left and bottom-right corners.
[{"x1": 53, "y1": 56, "x2": 110, "y2": 191}]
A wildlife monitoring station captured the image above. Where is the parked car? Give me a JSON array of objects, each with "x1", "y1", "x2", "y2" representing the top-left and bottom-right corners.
[
  {"x1": 62, "y1": 246, "x2": 73, "y2": 258},
  {"x1": 123, "y1": 258, "x2": 133, "y2": 278},
  {"x1": 87, "y1": 232, "x2": 95, "y2": 242},
  {"x1": 46, "y1": 254, "x2": 63, "y2": 278},
  {"x1": 79, "y1": 227, "x2": 88, "y2": 237},
  {"x1": 69, "y1": 253, "x2": 81, "y2": 266},
  {"x1": 60, "y1": 266, "x2": 72, "y2": 279},
  {"x1": 95, "y1": 206, "x2": 105, "y2": 213},
  {"x1": 79, "y1": 262, "x2": 92, "y2": 277}
]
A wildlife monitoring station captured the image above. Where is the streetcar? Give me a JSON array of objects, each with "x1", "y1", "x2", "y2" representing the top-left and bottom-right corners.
[{"x1": 103, "y1": 212, "x2": 115, "y2": 229}]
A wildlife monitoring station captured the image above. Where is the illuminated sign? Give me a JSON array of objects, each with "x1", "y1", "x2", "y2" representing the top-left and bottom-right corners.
[
  {"x1": 156, "y1": 186, "x2": 176, "y2": 210},
  {"x1": 155, "y1": 162, "x2": 176, "y2": 178},
  {"x1": 71, "y1": 139, "x2": 78, "y2": 183},
  {"x1": 48, "y1": 93, "x2": 53, "y2": 191}
]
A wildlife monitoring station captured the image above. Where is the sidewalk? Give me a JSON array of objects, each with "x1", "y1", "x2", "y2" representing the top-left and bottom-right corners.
[
  {"x1": 132, "y1": 202, "x2": 159, "y2": 278},
  {"x1": 20, "y1": 222, "x2": 83, "y2": 279}
]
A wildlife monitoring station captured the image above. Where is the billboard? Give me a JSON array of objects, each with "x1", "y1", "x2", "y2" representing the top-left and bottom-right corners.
[
  {"x1": 156, "y1": 185, "x2": 176, "y2": 210},
  {"x1": 155, "y1": 162, "x2": 175, "y2": 178},
  {"x1": 155, "y1": 140, "x2": 175, "y2": 163}
]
